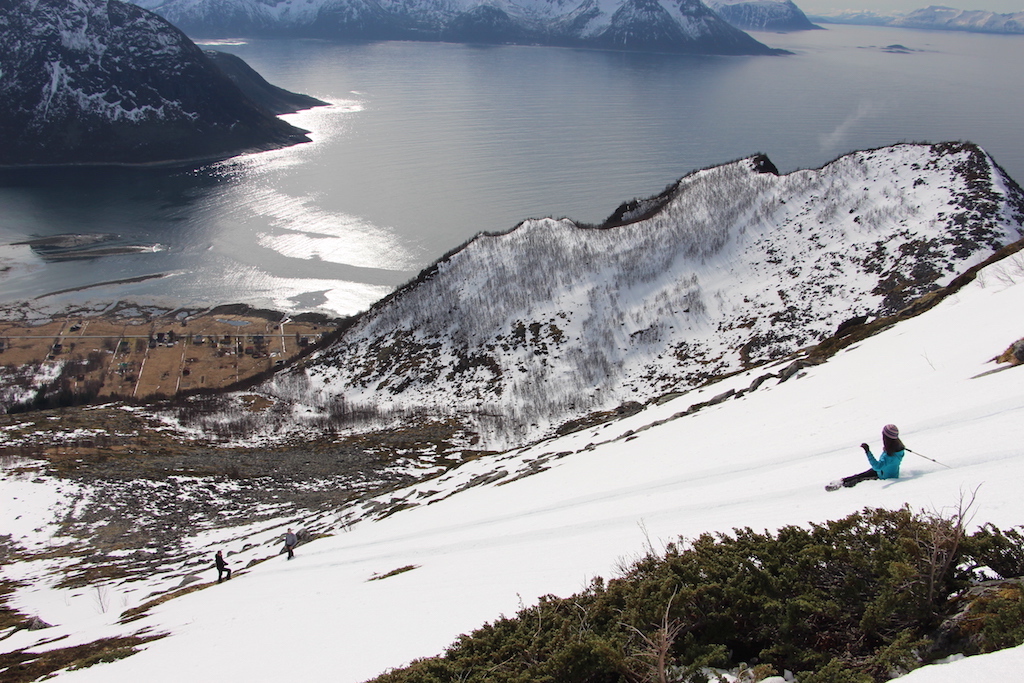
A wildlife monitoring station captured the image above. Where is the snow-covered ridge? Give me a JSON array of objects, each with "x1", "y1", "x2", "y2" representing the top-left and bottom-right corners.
[
  {"x1": 705, "y1": 0, "x2": 819, "y2": 32},
  {"x1": 0, "y1": 0, "x2": 317, "y2": 165},
  {"x1": 813, "y1": 5, "x2": 1024, "y2": 35},
  {"x1": 230, "y1": 142, "x2": 1024, "y2": 449},
  {"x1": 130, "y1": 0, "x2": 781, "y2": 54}
]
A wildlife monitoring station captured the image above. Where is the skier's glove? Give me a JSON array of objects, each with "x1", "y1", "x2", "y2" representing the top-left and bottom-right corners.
[{"x1": 860, "y1": 443, "x2": 869, "y2": 453}]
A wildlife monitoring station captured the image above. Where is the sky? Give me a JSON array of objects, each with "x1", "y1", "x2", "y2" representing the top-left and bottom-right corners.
[{"x1": 3, "y1": 228, "x2": 1024, "y2": 681}]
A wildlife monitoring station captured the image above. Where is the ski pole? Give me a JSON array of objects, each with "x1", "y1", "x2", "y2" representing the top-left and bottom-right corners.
[{"x1": 907, "y1": 448, "x2": 952, "y2": 469}]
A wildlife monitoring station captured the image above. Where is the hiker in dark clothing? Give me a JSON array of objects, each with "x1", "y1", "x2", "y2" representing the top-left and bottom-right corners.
[
  {"x1": 830, "y1": 424, "x2": 907, "y2": 490},
  {"x1": 215, "y1": 550, "x2": 231, "y2": 583},
  {"x1": 284, "y1": 528, "x2": 297, "y2": 560}
]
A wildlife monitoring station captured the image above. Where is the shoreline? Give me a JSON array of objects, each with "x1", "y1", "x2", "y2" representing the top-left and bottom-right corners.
[{"x1": 34, "y1": 273, "x2": 169, "y2": 299}]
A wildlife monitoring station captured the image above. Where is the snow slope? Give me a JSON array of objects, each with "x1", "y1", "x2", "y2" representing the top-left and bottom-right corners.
[{"x1": 3, "y1": 209, "x2": 1024, "y2": 681}]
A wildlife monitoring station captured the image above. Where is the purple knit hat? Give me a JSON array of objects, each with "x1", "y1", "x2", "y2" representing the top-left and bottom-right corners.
[{"x1": 882, "y1": 424, "x2": 899, "y2": 439}]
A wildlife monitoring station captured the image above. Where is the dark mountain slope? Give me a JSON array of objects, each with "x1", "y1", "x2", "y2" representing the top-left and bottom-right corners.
[
  {"x1": 203, "y1": 50, "x2": 328, "y2": 115},
  {"x1": 0, "y1": 0, "x2": 319, "y2": 166}
]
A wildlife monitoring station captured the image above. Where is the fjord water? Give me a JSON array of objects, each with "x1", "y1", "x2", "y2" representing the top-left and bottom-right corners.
[{"x1": 1, "y1": 25, "x2": 1023, "y2": 317}]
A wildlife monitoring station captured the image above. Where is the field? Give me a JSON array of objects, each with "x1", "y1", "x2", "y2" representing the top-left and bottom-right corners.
[{"x1": 0, "y1": 303, "x2": 341, "y2": 403}]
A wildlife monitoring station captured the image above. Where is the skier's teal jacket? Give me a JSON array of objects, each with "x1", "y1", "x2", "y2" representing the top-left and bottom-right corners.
[{"x1": 865, "y1": 447, "x2": 904, "y2": 479}]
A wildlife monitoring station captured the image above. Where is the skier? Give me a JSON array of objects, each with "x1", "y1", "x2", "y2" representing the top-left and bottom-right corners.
[
  {"x1": 214, "y1": 550, "x2": 231, "y2": 583},
  {"x1": 827, "y1": 424, "x2": 906, "y2": 491},
  {"x1": 283, "y1": 528, "x2": 297, "y2": 560}
]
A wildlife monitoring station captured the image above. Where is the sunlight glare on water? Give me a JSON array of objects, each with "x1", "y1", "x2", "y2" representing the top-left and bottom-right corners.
[{"x1": 2, "y1": 27, "x2": 1023, "y2": 318}]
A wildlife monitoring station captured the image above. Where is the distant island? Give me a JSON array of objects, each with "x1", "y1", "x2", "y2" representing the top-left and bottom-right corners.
[
  {"x1": 810, "y1": 5, "x2": 1024, "y2": 34},
  {"x1": 0, "y1": 0, "x2": 327, "y2": 167}
]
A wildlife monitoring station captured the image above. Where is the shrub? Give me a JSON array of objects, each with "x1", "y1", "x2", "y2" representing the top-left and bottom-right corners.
[
  {"x1": 960, "y1": 524, "x2": 1024, "y2": 579},
  {"x1": 367, "y1": 507, "x2": 1024, "y2": 683}
]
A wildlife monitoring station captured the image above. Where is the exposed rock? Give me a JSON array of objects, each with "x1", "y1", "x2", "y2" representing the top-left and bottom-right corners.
[
  {"x1": 26, "y1": 616, "x2": 54, "y2": 630},
  {"x1": 835, "y1": 314, "x2": 870, "y2": 337},
  {"x1": 928, "y1": 578, "x2": 1024, "y2": 659},
  {"x1": 175, "y1": 574, "x2": 203, "y2": 589},
  {"x1": 996, "y1": 338, "x2": 1024, "y2": 366}
]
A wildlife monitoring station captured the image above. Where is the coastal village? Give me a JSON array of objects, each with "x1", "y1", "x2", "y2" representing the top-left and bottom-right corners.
[{"x1": 0, "y1": 305, "x2": 341, "y2": 405}]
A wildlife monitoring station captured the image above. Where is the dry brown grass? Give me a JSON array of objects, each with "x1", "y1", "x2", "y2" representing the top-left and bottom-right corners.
[
  {"x1": 0, "y1": 306, "x2": 338, "y2": 404},
  {"x1": 0, "y1": 632, "x2": 167, "y2": 682},
  {"x1": 368, "y1": 565, "x2": 419, "y2": 582},
  {"x1": 118, "y1": 581, "x2": 212, "y2": 625}
]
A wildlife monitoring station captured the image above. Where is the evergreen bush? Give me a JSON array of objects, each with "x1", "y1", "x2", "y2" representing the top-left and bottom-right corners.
[{"x1": 369, "y1": 507, "x2": 1024, "y2": 683}]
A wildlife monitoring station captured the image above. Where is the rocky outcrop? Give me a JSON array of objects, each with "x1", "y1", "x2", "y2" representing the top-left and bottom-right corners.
[
  {"x1": 996, "y1": 338, "x2": 1024, "y2": 366},
  {"x1": 0, "y1": 0, "x2": 322, "y2": 167},
  {"x1": 928, "y1": 579, "x2": 1024, "y2": 659}
]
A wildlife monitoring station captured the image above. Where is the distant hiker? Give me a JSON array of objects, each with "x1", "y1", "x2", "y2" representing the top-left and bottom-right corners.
[
  {"x1": 827, "y1": 424, "x2": 906, "y2": 491},
  {"x1": 284, "y1": 528, "x2": 297, "y2": 560},
  {"x1": 215, "y1": 550, "x2": 231, "y2": 583}
]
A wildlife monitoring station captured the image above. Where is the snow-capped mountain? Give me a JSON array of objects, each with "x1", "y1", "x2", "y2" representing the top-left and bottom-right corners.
[
  {"x1": 0, "y1": 0, "x2": 320, "y2": 166},
  {"x1": 705, "y1": 0, "x2": 819, "y2": 32},
  {"x1": 229, "y1": 142, "x2": 1023, "y2": 449},
  {"x1": 814, "y1": 5, "x2": 1024, "y2": 35},
  {"x1": 586, "y1": 0, "x2": 774, "y2": 53},
  {"x1": 131, "y1": 0, "x2": 781, "y2": 54}
]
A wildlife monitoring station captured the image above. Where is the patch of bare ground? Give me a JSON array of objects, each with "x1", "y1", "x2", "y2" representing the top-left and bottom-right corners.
[
  {"x1": 0, "y1": 402, "x2": 480, "y2": 598},
  {"x1": 0, "y1": 576, "x2": 30, "y2": 633},
  {"x1": 118, "y1": 581, "x2": 211, "y2": 624},
  {"x1": 0, "y1": 631, "x2": 166, "y2": 682}
]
